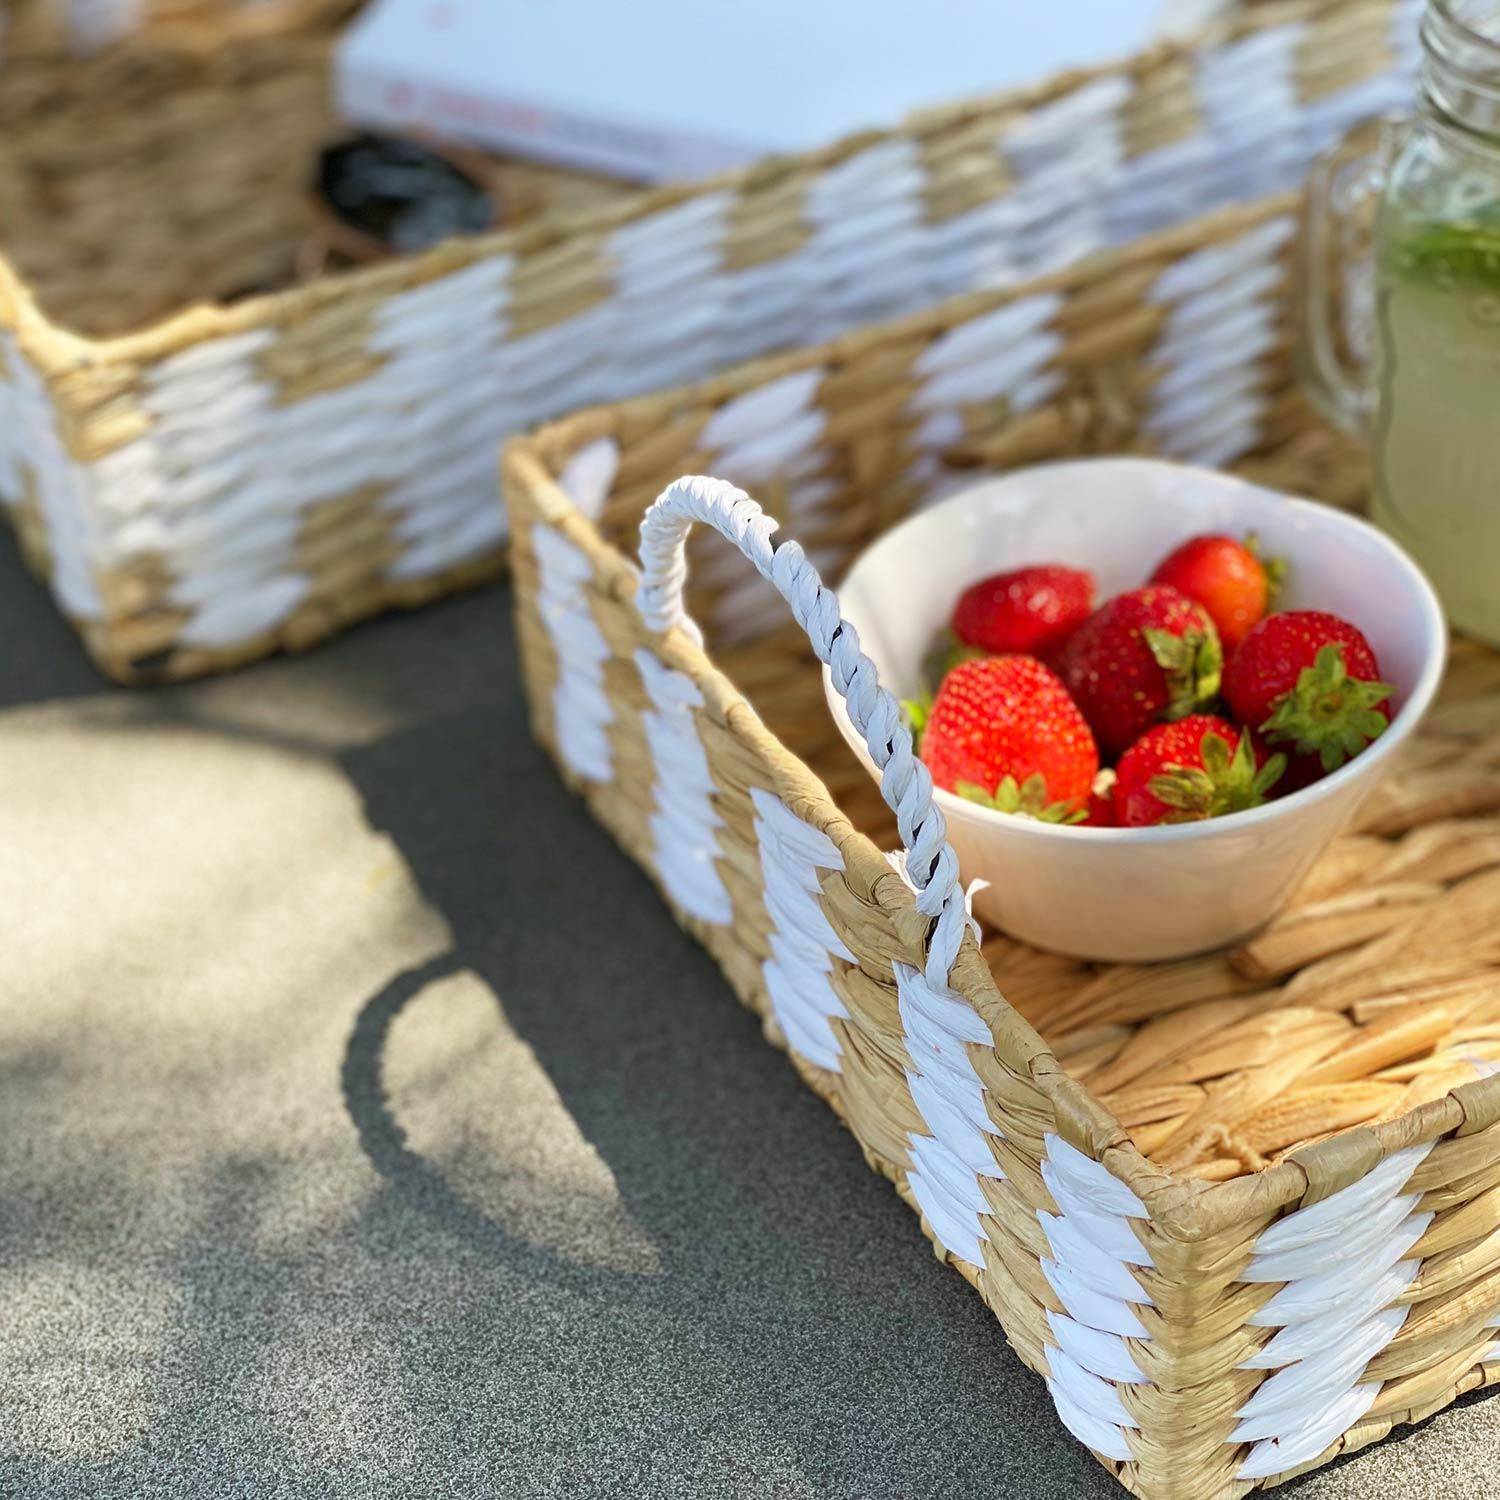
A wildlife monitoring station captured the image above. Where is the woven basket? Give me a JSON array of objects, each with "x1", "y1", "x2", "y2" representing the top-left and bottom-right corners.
[
  {"x1": 0, "y1": 0, "x2": 1423, "y2": 681},
  {"x1": 502, "y1": 191, "x2": 1500, "y2": 1497},
  {"x1": 0, "y1": 0, "x2": 352, "y2": 59}
]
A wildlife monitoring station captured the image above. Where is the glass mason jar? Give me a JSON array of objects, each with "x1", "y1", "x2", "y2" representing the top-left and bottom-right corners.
[{"x1": 1301, "y1": 0, "x2": 1500, "y2": 644}]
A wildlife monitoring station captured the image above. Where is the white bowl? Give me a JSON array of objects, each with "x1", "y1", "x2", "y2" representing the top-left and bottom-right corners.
[{"x1": 824, "y1": 458, "x2": 1447, "y2": 962}]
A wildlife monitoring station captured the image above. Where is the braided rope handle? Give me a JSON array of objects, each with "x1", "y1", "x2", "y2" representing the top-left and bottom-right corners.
[{"x1": 637, "y1": 474, "x2": 969, "y2": 988}]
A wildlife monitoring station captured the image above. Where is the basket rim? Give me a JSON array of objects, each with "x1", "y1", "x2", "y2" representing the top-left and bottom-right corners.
[
  {"x1": 0, "y1": 0, "x2": 1378, "y2": 380},
  {"x1": 501, "y1": 192, "x2": 1500, "y2": 1243}
]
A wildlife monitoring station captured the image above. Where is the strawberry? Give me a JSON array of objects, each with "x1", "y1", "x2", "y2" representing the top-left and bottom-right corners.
[
  {"x1": 1224, "y1": 611, "x2": 1394, "y2": 773},
  {"x1": 917, "y1": 655, "x2": 1098, "y2": 821},
  {"x1": 1113, "y1": 715, "x2": 1285, "y2": 827},
  {"x1": 1083, "y1": 770, "x2": 1117, "y2": 828},
  {"x1": 1055, "y1": 584, "x2": 1223, "y2": 758},
  {"x1": 951, "y1": 564, "x2": 1095, "y2": 658},
  {"x1": 1150, "y1": 533, "x2": 1284, "y2": 651}
]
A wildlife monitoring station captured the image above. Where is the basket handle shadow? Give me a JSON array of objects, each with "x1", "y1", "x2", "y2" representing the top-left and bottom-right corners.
[{"x1": 340, "y1": 949, "x2": 653, "y2": 1300}]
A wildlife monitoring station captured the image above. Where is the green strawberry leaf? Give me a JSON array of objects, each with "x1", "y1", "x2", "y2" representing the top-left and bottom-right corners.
[
  {"x1": 922, "y1": 631, "x2": 986, "y2": 692},
  {"x1": 1147, "y1": 625, "x2": 1223, "y2": 722},
  {"x1": 1244, "y1": 531, "x2": 1288, "y2": 609},
  {"x1": 900, "y1": 691, "x2": 933, "y2": 749},
  {"x1": 956, "y1": 774, "x2": 1086, "y2": 824},
  {"x1": 1259, "y1": 644, "x2": 1394, "y2": 772},
  {"x1": 1147, "y1": 732, "x2": 1285, "y2": 822}
]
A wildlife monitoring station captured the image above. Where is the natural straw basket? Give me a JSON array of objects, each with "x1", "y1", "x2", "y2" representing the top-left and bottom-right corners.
[
  {"x1": 0, "y1": 0, "x2": 1424, "y2": 681},
  {"x1": 0, "y1": 0, "x2": 354, "y2": 60},
  {"x1": 502, "y1": 192, "x2": 1500, "y2": 1497}
]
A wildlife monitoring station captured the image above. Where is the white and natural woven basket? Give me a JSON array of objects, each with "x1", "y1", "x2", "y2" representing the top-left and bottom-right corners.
[
  {"x1": 503, "y1": 190, "x2": 1500, "y2": 1497},
  {"x1": 0, "y1": 0, "x2": 349, "y2": 58},
  {"x1": 0, "y1": 0, "x2": 1422, "y2": 679}
]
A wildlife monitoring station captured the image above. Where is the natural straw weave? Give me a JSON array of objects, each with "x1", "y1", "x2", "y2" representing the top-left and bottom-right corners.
[
  {"x1": 0, "y1": 0, "x2": 355, "y2": 60},
  {"x1": 0, "y1": 0, "x2": 1424, "y2": 680},
  {"x1": 502, "y1": 194, "x2": 1500, "y2": 1497}
]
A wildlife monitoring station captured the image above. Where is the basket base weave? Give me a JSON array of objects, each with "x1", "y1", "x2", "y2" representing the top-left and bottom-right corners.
[{"x1": 718, "y1": 624, "x2": 1500, "y2": 1187}]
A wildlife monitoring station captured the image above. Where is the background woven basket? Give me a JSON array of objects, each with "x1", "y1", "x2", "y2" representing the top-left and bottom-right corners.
[
  {"x1": 0, "y1": 0, "x2": 1423, "y2": 680},
  {"x1": 502, "y1": 192, "x2": 1500, "y2": 1497},
  {"x1": 0, "y1": 0, "x2": 354, "y2": 59}
]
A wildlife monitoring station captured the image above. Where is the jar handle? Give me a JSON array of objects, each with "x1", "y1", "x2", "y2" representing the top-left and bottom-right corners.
[
  {"x1": 1297, "y1": 117, "x2": 1400, "y2": 437},
  {"x1": 636, "y1": 474, "x2": 970, "y2": 988}
]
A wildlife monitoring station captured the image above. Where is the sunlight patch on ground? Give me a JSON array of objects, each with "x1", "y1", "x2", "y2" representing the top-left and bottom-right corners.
[{"x1": 383, "y1": 969, "x2": 663, "y2": 1276}]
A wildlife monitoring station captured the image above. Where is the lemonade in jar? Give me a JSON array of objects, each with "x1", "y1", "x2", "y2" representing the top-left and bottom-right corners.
[{"x1": 1302, "y1": 1, "x2": 1500, "y2": 643}]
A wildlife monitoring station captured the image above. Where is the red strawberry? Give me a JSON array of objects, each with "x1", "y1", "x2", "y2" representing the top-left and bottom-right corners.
[
  {"x1": 1113, "y1": 715, "x2": 1285, "y2": 827},
  {"x1": 951, "y1": 564, "x2": 1095, "y2": 658},
  {"x1": 1224, "y1": 612, "x2": 1394, "y2": 774},
  {"x1": 1083, "y1": 771, "x2": 1117, "y2": 828},
  {"x1": 917, "y1": 655, "x2": 1098, "y2": 821},
  {"x1": 1150, "y1": 533, "x2": 1285, "y2": 651},
  {"x1": 1055, "y1": 585, "x2": 1223, "y2": 758}
]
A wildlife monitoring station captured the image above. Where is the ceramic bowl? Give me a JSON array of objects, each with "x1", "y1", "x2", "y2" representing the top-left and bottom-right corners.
[{"x1": 824, "y1": 458, "x2": 1447, "y2": 962}]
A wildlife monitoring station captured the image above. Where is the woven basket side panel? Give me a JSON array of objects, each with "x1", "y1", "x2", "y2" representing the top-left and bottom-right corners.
[
  {"x1": 15, "y1": 195, "x2": 1312, "y2": 682},
  {"x1": 0, "y1": 37, "x2": 336, "y2": 335},
  {"x1": 9, "y1": 260, "x2": 528, "y2": 678},
  {"x1": 505, "y1": 458, "x2": 1224, "y2": 1486}
]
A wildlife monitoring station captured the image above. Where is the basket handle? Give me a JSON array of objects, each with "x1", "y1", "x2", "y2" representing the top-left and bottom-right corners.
[{"x1": 637, "y1": 475, "x2": 969, "y2": 988}]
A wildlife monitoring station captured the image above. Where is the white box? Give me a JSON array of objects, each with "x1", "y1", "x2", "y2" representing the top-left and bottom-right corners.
[{"x1": 337, "y1": 0, "x2": 1163, "y2": 184}]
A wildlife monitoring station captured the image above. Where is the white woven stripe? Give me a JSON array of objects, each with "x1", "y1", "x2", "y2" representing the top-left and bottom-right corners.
[
  {"x1": 1000, "y1": 77, "x2": 1128, "y2": 279},
  {"x1": 1048, "y1": 1380, "x2": 1135, "y2": 1463},
  {"x1": 701, "y1": 370, "x2": 825, "y2": 451},
  {"x1": 1238, "y1": 1384, "x2": 1382, "y2": 1480},
  {"x1": 1233, "y1": 1142, "x2": 1434, "y2": 1480},
  {"x1": 746, "y1": 790, "x2": 858, "y2": 1053},
  {"x1": 1047, "y1": 1309, "x2": 1148, "y2": 1385},
  {"x1": 531, "y1": 525, "x2": 614, "y2": 783},
  {"x1": 557, "y1": 438, "x2": 621, "y2": 523},
  {"x1": 909, "y1": 294, "x2": 1064, "y2": 414},
  {"x1": 1039, "y1": 1142, "x2": 1153, "y2": 1341},
  {"x1": 1195, "y1": 23, "x2": 1307, "y2": 207},
  {"x1": 897, "y1": 959, "x2": 1002, "y2": 1264},
  {"x1": 0, "y1": 334, "x2": 101, "y2": 620},
  {"x1": 1144, "y1": 216, "x2": 1296, "y2": 467},
  {"x1": 634, "y1": 648, "x2": 733, "y2": 926},
  {"x1": 1038, "y1": 1133, "x2": 1153, "y2": 1462}
]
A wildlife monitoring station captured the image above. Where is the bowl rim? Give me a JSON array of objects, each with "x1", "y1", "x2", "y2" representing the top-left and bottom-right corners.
[{"x1": 824, "y1": 457, "x2": 1450, "y2": 848}]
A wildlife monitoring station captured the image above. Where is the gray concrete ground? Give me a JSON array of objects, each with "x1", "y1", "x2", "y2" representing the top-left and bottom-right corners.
[{"x1": 1, "y1": 531, "x2": 1495, "y2": 1499}]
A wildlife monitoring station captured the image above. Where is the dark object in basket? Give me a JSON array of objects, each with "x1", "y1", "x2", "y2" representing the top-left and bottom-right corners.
[{"x1": 312, "y1": 132, "x2": 502, "y2": 260}]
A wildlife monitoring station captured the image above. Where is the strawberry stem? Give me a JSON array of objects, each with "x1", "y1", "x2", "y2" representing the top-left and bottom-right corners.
[
  {"x1": 1146, "y1": 625, "x2": 1223, "y2": 721},
  {"x1": 922, "y1": 631, "x2": 986, "y2": 691},
  {"x1": 1245, "y1": 531, "x2": 1288, "y2": 609},
  {"x1": 900, "y1": 692, "x2": 933, "y2": 750},
  {"x1": 1147, "y1": 732, "x2": 1285, "y2": 822},
  {"x1": 1259, "y1": 644, "x2": 1394, "y2": 772},
  {"x1": 955, "y1": 773, "x2": 1086, "y2": 824}
]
